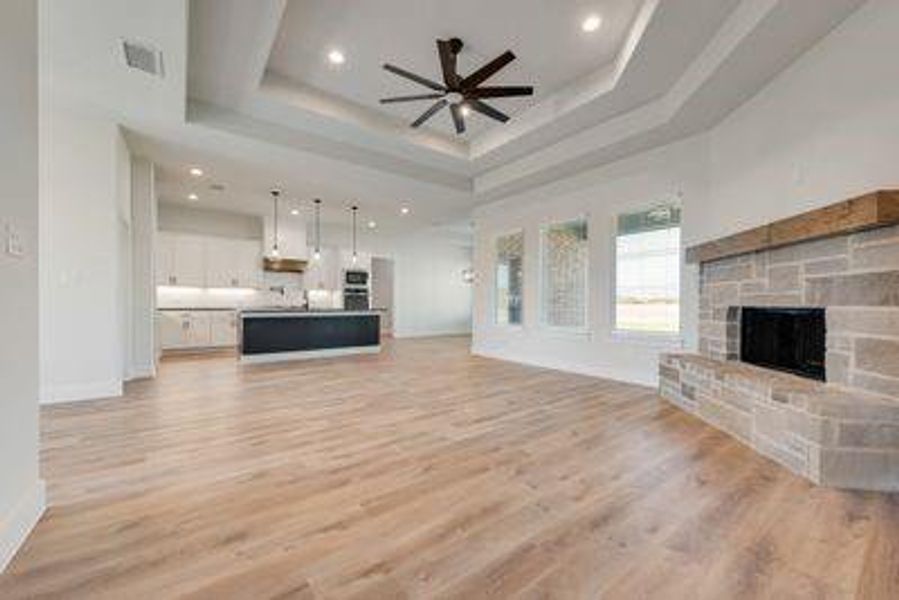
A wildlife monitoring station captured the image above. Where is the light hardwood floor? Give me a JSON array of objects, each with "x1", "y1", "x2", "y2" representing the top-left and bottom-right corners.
[{"x1": 2, "y1": 336, "x2": 897, "y2": 599}]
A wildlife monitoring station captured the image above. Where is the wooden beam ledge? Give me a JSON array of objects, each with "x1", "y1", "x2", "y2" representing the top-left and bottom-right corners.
[{"x1": 686, "y1": 189, "x2": 899, "y2": 264}]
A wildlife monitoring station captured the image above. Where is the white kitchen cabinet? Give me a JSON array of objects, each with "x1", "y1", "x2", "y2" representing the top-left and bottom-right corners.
[
  {"x1": 173, "y1": 235, "x2": 207, "y2": 287},
  {"x1": 157, "y1": 233, "x2": 207, "y2": 287},
  {"x1": 186, "y1": 312, "x2": 213, "y2": 347},
  {"x1": 155, "y1": 233, "x2": 177, "y2": 286},
  {"x1": 157, "y1": 233, "x2": 262, "y2": 289},
  {"x1": 235, "y1": 239, "x2": 262, "y2": 289},
  {"x1": 158, "y1": 310, "x2": 238, "y2": 350},
  {"x1": 158, "y1": 310, "x2": 195, "y2": 349},
  {"x1": 205, "y1": 238, "x2": 235, "y2": 288},
  {"x1": 304, "y1": 246, "x2": 341, "y2": 290},
  {"x1": 210, "y1": 311, "x2": 239, "y2": 347},
  {"x1": 340, "y1": 249, "x2": 371, "y2": 273}
]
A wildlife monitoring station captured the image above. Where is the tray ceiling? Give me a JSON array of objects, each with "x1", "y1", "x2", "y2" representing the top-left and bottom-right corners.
[{"x1": 266, "y1": 0, "x2": 644, "y2": 138}]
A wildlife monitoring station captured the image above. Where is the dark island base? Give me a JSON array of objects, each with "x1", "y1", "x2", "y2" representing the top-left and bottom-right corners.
[{"x1": 240, "y1": 311, "x2": 381, "y2": 363}]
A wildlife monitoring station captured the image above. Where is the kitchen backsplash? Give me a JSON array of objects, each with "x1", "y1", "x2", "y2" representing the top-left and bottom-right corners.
[{"x1": 157, "y1": 278, "x2": 342, "y2": 309}]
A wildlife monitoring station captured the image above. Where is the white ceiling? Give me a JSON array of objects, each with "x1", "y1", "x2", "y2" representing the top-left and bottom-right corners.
[
  {"x1": 41, "y1": 0, "x2": 869, "y2": 232},
  {"x1": 127, "y1": 129, "x2": 472, "y2": 237},
  {"x1": 266, "y1": 0, "x2": 642, "y2": 138}
]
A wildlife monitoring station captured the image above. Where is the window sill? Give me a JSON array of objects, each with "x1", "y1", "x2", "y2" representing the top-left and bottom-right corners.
[{"x1": 493, "y1": 323, "x2": 525, "y2": 332}]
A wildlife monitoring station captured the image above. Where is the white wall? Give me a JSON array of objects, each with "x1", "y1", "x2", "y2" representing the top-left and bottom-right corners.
[
  {"x1": 392, "y1": 233, "x2": 473, "y2": 338},
  {"x1": 40, "y1": 100, "x2": 130, "y2": 403},
  {"x1": 0, "y1": 0, "x2": 45, "y2": 572},
  {"x1": 473, "y1": 137, "x2": 706, "y2": 386},
  {"x1": 318, "y1": 221, "x2": 473, "y2": 337},
  {"x1": 696, "y1": 0, "x2": 899, "y2": 245},
  {"x1": 158, "y1": 203, "x2": 262, "y2": 240},
  {"x1": 131, "y1": 158, "x2": 157, "y2": 378},
  {"x1": 473, "y1": 0, "x2": 899, "y2": 386}
]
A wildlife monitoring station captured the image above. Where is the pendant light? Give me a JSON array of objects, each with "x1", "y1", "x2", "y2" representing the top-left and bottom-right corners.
[
  {"x1": 313, "y1": 198, "x2": 322, "y2": 261},
  {"x1": 269, "y1": 189, "x2": 281, "y2": 258},
  {"x1": 351, "y1": 205, "x2": 359, "y2": 265}
]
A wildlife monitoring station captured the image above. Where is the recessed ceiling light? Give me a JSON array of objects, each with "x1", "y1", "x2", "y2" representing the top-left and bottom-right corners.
[
  {"x1": 290, "y1": 208, "x2": 300, "y2": 216},
  {"x1": 327, "y1": 49, "x2": 346, "y2": 65},
  {"x1": 188, "y1": 193, "x2": 199, "y2": 201},
  {"x1": 460, "y1": 104, "x2": 471, "y2": 117},
  {"x1": 401, "y1": 207, "x2": 410, "y2": 215},
  {"x1": 368, "y1": 220, "x2": 377, "y2": 229},
  {"x1": 189, "y1": 167, "x2": 204, "y2": 177},
  {"x1": 582, "y1": 14, "x2": 602, "y2": 33}
]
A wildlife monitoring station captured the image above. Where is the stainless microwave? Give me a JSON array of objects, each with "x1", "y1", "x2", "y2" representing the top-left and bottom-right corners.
[{"x1": 344, "y1": 270, "x2": 369, "y2": 286}]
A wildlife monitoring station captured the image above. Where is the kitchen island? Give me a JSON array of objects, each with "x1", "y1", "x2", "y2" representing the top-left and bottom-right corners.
[{"x1": 239, "y1": 309, "x2": 381, "y2": 363}]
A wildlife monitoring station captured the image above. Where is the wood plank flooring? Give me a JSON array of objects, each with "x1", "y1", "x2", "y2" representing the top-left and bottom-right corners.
[{"x1": 1, "y1": 336, "x2": 897, "y2": 599}]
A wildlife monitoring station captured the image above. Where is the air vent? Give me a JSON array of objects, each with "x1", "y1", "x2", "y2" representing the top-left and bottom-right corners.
[{"x1": 121, "y1": 40, "x2": 164, "y2": 77}]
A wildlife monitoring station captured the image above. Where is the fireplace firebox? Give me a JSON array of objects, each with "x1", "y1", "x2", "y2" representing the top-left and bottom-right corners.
[{"x1": 739, "y1": 307, "x2": 826, "y2": 381}]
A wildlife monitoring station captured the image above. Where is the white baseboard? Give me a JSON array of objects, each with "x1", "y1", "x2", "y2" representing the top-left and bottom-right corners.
[
  {"x1": 393, "y1": 329, "x2": 472, "y2": 339},
  {"x1": 126, "y1": 364, "x2": 156, "y2": 381},
  {"x1": 40, "y1": 379, "x2": 123, "y2": 405},
  {"x1": 0, "y1": 479, "x2": 46, "y2": 573},
  {"x1": 471, "y1": 346, "x2": 656, "y2": 389},
  {"x1": 240, "y1": 345, "x2": 381, "y2": 364}
]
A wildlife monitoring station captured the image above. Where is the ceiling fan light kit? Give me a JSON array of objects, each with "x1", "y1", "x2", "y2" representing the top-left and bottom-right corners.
[{"x1": 381, "y1": 37, "x2": 534, "y2": 134}]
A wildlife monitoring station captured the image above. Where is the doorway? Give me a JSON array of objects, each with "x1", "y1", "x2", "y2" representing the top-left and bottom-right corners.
[{"x1": 370, "y1": 257, "x2": 394, "y2": 336}]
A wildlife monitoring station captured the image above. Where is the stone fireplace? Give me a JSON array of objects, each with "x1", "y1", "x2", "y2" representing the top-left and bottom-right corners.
[{"x1": 660, "y1": 190, "x2": 899, "y2": 491}]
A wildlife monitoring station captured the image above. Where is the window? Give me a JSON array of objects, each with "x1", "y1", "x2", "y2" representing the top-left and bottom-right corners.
[
  {"x1": 614, "y1": 205, "x2": 681, "y2": 334},
  {"x1": 541, "y1": 219, "x2": 588, "y2": 329},
  {"x1": 495, "y1": 231, "x2": 524, "y2": 325}
]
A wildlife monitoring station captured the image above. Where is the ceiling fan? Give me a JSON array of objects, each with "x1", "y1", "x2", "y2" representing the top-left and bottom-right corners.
[{"x1": 380, "y1": 38, "x2": 534, "y2": 134}]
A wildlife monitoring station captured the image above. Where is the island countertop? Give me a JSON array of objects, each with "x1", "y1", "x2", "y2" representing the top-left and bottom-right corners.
[{"x1": 240, "y1": 308, "x2": 382, "y2": 318}]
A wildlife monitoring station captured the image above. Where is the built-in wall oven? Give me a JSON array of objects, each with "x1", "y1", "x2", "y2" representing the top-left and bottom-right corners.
[
  {"x1": 343, "y1": 269, "x2": 370, "y2": 310},
  {"x1": 344, "y1": 270, "x2": 369, "y2": 287}
]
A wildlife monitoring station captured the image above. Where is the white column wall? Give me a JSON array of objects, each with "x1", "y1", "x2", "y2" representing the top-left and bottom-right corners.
[{"x1": 0, "y1": 0, "x2": 45, "y2": 572}]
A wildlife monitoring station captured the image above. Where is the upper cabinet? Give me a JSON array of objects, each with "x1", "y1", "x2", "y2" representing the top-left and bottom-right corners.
[
  {"x1": 304, "y1": 246, "x2": 341, "y2": 290},
  {"x1": 156, "y1": 232, "x2": 262, "y2": 289},
  {"x1": 206, "y1": 238, "x2": 262, "y2": 289},
  {"x1": 263, "y1": 214, "x2": 308, "y2": 260},
  {"x1": 339, "y1": 250, "x2": 371, "y2": 273},
  {"x1": 156, "y1": 232, "x2": 207, "y2": 287}
]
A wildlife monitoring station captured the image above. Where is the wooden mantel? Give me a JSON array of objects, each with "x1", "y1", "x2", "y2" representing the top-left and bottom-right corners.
[{"x1": 686, "y1": 189, "x2": 899, "y2": 264}]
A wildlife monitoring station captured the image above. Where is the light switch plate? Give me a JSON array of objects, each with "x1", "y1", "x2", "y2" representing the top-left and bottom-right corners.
[{"x1": 5, "y1": 222, "x2": 25, "y2": 258}]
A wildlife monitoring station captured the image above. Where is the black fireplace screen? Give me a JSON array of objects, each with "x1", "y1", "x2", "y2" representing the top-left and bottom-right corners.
[{"x1": 740, "y1": 307, "x2": 826, "y2": 381}]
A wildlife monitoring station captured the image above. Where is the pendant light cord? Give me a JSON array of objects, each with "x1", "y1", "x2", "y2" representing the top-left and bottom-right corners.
[
  {"x1": 314, "y1": 199, "x2": 321, "y2": 256},
  {"x1": 271, "y1": 190, "x2": 280, "y2": 256},
  {"x1": 351, "y1": 205, "x2": 358, "y2": 258}
]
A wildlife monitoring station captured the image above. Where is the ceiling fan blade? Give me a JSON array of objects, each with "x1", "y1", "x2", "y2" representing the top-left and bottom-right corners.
[
  {"x1": 380, "y1": 93, "x2": 445, "y2": 104},
  {"x1": 467, "y1": 86, "x2": 534, "y2": 99},
  {"x1": 467, "y1": 99, "x2": 509, "y2": 123},
  {"x1": 460, "y1": 50, "x2": 515, "y2": 89},
  {"x1": 437, "y1": 39, "x2": 460, "y2": 88},
  {"x1": 411, "y1": 99, "x2": 448, "y2": 128},
  {"x1": 450, "y1": 103, "x2": 466, "y2": 134},
  {"x1": 383, "y1": 64, "x2": 446, "y2": 92}
]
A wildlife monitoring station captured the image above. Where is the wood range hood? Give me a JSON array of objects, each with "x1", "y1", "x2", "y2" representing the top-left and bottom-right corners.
[
  {"x1": 686, "y1": 189, "x2": 899, "y2": 264},
  {"x1": 263, "y1": 257, "x2": 308, "y2": 273}
]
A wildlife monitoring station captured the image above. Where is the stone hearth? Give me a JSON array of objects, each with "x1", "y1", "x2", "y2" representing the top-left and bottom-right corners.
[{"x1": 660, "y1": 353, "x2": 899, "y2": 491}]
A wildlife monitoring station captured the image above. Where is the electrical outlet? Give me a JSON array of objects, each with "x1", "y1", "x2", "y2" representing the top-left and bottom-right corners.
[{"x1": 5, "y1": 222, "x2": 25, "y2": 258}]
